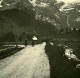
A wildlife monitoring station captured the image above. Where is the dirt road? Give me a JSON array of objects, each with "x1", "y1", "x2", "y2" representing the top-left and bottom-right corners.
[{"x1": 0, "y1": 42, "x2": 50, "y2": 78}]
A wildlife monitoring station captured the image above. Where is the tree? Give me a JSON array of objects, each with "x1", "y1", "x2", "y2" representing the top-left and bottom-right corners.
[
  {"x1": 73, "y1": 28, "x2": 76, "y2": 32},
  {"x1": 3, "y1": 31, "x2": 15, "y2": 42},
  {"x1": 78, "y1": 28, "x2": 80, "y2": 36},
  {"x1": 27, "y1": 34, "x2": 33, "y2": 40},
  {"x1": 19, "y1": 35, "x2": 23, "y2": 41},
  {"x1": 60, "y1": 28, "x2": 64, "y2": 34},
  {"x1": 19, "y1": 32, "x2": 27, "y2": 41},
  {"x1": 60, "y1": 28, "x2": 64, "y2": 32}
]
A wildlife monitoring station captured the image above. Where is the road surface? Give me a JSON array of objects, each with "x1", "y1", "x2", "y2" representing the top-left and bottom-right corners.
[{"x1": 0, "y1": 42, "x2": 50, "y2": 78}]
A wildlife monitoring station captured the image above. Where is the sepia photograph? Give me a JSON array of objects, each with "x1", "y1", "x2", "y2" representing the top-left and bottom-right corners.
[{"x1": 0, "y1": 0, "x2": 80, "y2": 78}]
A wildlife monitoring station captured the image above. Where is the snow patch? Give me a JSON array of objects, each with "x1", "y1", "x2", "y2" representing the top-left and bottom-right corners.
[
  {"x1": 54, "y1": 14, "x2": 60, "y2": 19},
  {"x1": 64, "y1": 48, "x2": 80, "y2": 61},
  {"x1": 35, "y1": 13, "x2": 58, "y2": 26},
  {"x1": 75, "y1": 17, "x2": 80, "y2": 22},
  {"x1": 28, "y1": 0, "x2": 49, "y2": 7},
  {"x1": 6, "y1": 4, "x2": 10, "y2": 6},
  {"x1": 0, "y1": 0, "x2": 3, "y2": 7},
  {"x1": 50, "y1": 42, "x2": 54, "y2": 46},
  {"x1": 76, "y1": 64, "x2": 80, "y2": 69},
  {"x1": 37, "y1": 2, "x2": 49, "y2": 7},
  {"x1": 59, "y1": 3, "x2": 75, "y2": 12},
  {"x1": 28, "y1": 0, "x2": 37, "y2": 7}
]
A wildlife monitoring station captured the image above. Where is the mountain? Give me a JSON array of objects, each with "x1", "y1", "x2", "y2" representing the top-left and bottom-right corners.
[
  {"x1": 26, "y1": 0, "x2": 80, "y2": 28},
  {"x1": 0, "y1": 0, "x2": 60, "y2": 37},
  {"x1": 0, "y1": 9, "x2": 54, "y2": 37},
  {"x1": 0, "y1": 0, "x2": 80, "y2": 37},
  {"x1": 59, "y1": 2, "x2": 80, "y2": 28},
  {"x1": 0, "y1": 0, "x2": 62, "y2": 28}
]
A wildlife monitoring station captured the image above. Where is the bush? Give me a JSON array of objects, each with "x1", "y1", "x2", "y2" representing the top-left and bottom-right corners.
[{"x1": 2, "y1": 31, "x2": 15, "y2": 42}]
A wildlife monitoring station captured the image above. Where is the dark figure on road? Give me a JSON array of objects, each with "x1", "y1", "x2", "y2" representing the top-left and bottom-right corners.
[
  {"x1": 32, "y1": 36, "x2": 37, "y2": 46},
  {"x1": 32, "y1": 40, "x2": 35, "y2": 46},
  {"x1": 25, "y1": 39, "x2": 28, "y2": 46}
]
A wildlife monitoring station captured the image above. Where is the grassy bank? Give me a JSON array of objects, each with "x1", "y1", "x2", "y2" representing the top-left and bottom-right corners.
[
  {"x1": 0, "y1": 45, "x2": 24, "y2": 60},
  {"x1": 45, "y1": 41, "x2": 80, "y2": 78}
]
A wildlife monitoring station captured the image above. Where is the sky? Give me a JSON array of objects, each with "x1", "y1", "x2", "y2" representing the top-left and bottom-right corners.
[{"x1": 56, "y1": 0, "x2": 80, "y2": 3}]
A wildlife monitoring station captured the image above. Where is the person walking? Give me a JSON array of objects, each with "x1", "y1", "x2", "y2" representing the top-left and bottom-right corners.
[
  {"x1": 25, "y1": 39, "x2": 28, "y2": 46},
  {"x1": 32, "y1": 36, "x2": 37, "y2": 46}
]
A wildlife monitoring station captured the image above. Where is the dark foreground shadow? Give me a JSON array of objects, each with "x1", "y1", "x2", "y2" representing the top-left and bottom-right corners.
[{"x1": 45, "y1": 43, "x2": 80, "y2": 78}]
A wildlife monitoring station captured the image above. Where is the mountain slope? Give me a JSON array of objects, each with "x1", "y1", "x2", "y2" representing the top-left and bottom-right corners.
[
  {"x1": 0, "y1": 9, "x2": 54, "y2": 36},
  {"x1": 0, "y1": 0, "x2": 80, "y2": 34},
  {"x1": 59, "y1": 2, "x2": 80, "y2": 28}
]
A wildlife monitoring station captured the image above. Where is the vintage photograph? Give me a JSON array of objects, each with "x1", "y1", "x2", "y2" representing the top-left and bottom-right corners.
[{"x1": 0, "y1": 0, "x2": 80, "y2": 78}]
